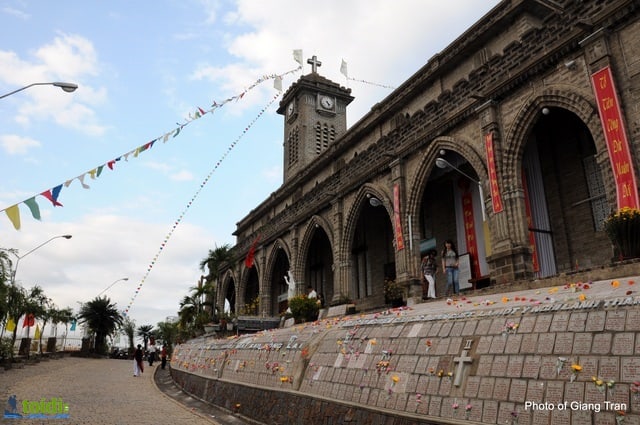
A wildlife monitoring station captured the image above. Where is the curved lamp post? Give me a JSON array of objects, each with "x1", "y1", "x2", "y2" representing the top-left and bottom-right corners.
[
  {"x1": 10, "y1": 234, "x2": 73, "y2": 285},
  {"x1": 97, "y1": 277, "x2": 129, "y2": 297},
  {"x1": 435, "y1": 157, "x2": 486, "y2": 222},
  {"x1": 0, "y1": 82, "x2": 78, "y2": 100}
]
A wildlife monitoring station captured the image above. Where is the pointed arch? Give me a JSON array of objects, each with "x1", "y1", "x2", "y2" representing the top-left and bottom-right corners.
[{"x1": 297, "y1": 214, "x2": 334, "y2": 272}]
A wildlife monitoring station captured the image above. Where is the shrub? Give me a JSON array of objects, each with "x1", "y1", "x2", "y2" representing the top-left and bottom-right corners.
[{"x1": 288, "y1": 295, "x2": 319, "y2": 323}]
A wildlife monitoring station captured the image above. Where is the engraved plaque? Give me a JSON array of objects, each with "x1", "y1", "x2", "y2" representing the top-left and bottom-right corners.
[
  {"x1": 578, "y1": 356, "x2": 598, "y2": 380},
  {"x1": 475, "y1": 319, "x2": 492, "y2": 335},
  {"x1": 520, "y1": 333, "x2": 539, "y2": 353},
  {"x1": 564, "y1": 381, "x2": 584, "y2": 403},
  {"x1": 552, "y1": 332, "x2": 574, "y2": 354},
  {"x1": 585, "y1": 311, "x2": 605, "y2": 331},
  {"x1": 496, "y1": 401, "x2": 517, "y2": 425},
  {"x1": 476, "y1": 336, "x2": 492, "y2": 354},
  {"x1": 522, "y1": 355, "x2": 541, "y2": 379},
  {"x1": 626, "y1": 308, "x2": 640, "y2": 331},
  {"x1": 492, "y1": 377, "x2": 510, "y2": 400},
  {"x1": 612, "y1": 332, "x2": 635, "y2": 355},
  {"x1": 526, "y1": 379, "x2": 544, "y2": 402},
  {"x1": 539, "y1": 356, "x2": 559, "y2": 380},
  {"x1": 536, "y1": 333, "x2": 555, "y2": 354},
  {"x1": 489, "y1": 335, "x2": 506, "y2": 354},
  {"x1": 621, "y1": 357, "x2": 640, "y2": 381},
  {"x1": 438, "y1": 321, "x2": 454, "y2": 337},
  {"x1": 545, "y1": 381, "x2": 564, "y2": 404},
  {"x1": 549, "y1": 312, "x2": 570, "y2": 332},
  {"x1": 518, "y1": 315, "x2": 536, "y2": 333},
  {"x1": 592, "y1": 333, "x2": 612, "y2": 355},
  {"x1": 478, "y1": 377, "x2": 495, "y2": 399},
  {"x1": 584, "y1": 380, "x2": 606, "y2": 405},
  {"x1": 531, "y1": 409, "x2": 551, "y2": 425},
  {"x1": 476, "y1": 355, "x2": 493, "y2": 377},
  {"x1": 505, "y1": 334, "x2": 523, "y2": 354},
  {"x1": 533, "y1": 314, "x2": 552, "y2": 333},
  {"x1": 567, "y1": 312, "x2": 588, "y2": 332},
  {"x1": 481, "y1": 400, "x2": 498, "y2": 423},
  {"x1": 491, "y1": 355, "x2": 508, "y2": 376},
  {"x1": 572, "y1": 333, "x2": 593, "y2": 354},
  {"x1": 506, "y1": 355, "x2": 524, "y2": 377},
  {"x1": 550, "y1": 408, "x2": 570, "y2": 425},
  {"x1": 606, "y1": 310, "x2": 626, "y2": 331},
  {"x1": 461, "y1": 320, "x2": 477, "y2": 336},
  {"x1": 509, "y1": 379, "x2": 527, "y2": 402},
  {"x1": 450, "y1": 321, "x2": 465, "y2": 336},
  {"x1": 464, "y1": 375, "x2": 481, "y2": 398}
]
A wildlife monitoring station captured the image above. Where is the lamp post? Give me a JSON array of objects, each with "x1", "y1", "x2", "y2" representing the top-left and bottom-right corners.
[
  {"x1": 0, "y1": 82, "x2": 78, "y2": 100},
  {"x1": 97, "y1": 277, "x2": 129, "y2": 297},
  {"x1": 435, "y1": 157, "x2": 486, "y2": 222},
  {"x1": 9, "y1": 234, "x2": 73, "y2": 286}
]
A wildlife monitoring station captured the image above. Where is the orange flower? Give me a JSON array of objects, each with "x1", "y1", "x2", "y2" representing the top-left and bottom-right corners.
[
  {"x1": 611, "y1": 280, "x2": 620, "y2": 288},
  {"x1": 392, "y1": 375, "x2": 400, "y2": 383},
  {"x1": 501, "y1": 296, "x2": 509, "y2": 303},
  {"x1": 578, "y1": 294, "x2": 586, "y2": 302}
]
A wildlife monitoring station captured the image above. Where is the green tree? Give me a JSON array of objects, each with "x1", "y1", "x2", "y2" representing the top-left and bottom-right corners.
[
  {"x1": 77, "y1": 296, "x2": 123, "y2": 355},
  {"x1": 5, "y1": 284, "x2": 27, "y2": 355},
  {"x1": 137, "y1": 324, "x2": 154, "y2": 351},
  {"x1": 199, "y1": 244, "x2": 231, "y2": 319},
  {"x1": 50, "y1": 307, "x2": 74, "y2": 352},
  {"x1": 121, "y1": 317, "x2": 136, "y2": 354},
  {"x1": 155, "y1": 320, "x2": 178, "y2": 353}
]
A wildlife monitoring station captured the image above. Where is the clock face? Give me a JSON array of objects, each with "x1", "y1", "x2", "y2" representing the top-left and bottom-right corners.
[{"x1": 320, "y1": 96, "x2": 334, "y2": 109}]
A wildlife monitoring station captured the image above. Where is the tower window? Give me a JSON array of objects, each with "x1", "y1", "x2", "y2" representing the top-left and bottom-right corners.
[
  {"x1": 287, "y1": 126, "x2": 299, "y2": 166},
  {"x1": 315, "y1": 122, "x2": 335, "y2": 154}
]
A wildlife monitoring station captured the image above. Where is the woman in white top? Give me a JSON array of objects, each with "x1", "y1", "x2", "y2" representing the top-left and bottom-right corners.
[{"x1": 441, "y1": 239, "x2": 460, "y2": 296}]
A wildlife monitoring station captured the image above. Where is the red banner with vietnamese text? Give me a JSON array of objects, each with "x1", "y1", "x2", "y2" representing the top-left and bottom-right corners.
[
  {"x1": 591, "y1": 66, "x2": 639, "y2": 209},
  {"x1": 393, "y1": 184, "x2": 405, "y2": 251},
  {"x1": 484, "y1": 132, "x2": 504, "y2": 213},
  {"x1": 461, "y1": 182, "x2": 481, "y2": 278},
  {"x1": 521, "y1": 171, "x2": 540, "y2": 272}
]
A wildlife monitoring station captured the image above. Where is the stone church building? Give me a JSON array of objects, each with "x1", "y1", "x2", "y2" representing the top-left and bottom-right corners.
[{"x1": 217, "y1": 0, "x2": 640, "y2": 318}]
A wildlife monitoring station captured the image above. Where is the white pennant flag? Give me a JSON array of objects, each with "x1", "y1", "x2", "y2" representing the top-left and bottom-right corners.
[
  {"x1": 340, "y1": 59, "x2": 349, "y2": 78},
  {"x1": 273, "y1": 75, "x2": 283, "y2": 91},
  {"x1": 293, "y1": 49, "x2": 303, "y2": 66}
]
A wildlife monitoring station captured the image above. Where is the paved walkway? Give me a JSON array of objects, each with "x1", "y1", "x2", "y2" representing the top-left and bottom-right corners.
[{"x1": 0, "y1": 356, "x2": 234, "y2": 425}]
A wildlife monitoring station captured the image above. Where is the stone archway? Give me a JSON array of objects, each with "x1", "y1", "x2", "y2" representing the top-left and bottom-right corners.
[
  {"x1": 269, "y1": 247, "x2": 290, "y2": 316},
  {"x1": 304, "y1": 226, "x2": 333, "y2": 308}
]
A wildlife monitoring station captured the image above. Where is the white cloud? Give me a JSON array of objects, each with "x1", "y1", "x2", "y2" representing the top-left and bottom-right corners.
[{"x1": 0, "y1": 134, "x2": 41, "y2": 155}]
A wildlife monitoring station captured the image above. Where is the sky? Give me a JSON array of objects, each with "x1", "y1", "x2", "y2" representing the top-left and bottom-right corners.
[{"x1": 0, "y1": 0, "x2": 501, "y2": 337}]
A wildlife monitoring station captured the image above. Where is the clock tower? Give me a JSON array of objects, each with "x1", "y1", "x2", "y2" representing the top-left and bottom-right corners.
[{"x1": 277, "y1": 56, "x2": 354, "y2": 183}]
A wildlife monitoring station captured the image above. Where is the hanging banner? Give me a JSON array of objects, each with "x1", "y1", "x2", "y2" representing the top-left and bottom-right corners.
[
  {"x1": 460, "y1": 180, "x2": 481, "y2": 278},
  {"x1": 484, "y1": 131, "x2": 504, "y2": 213},
  {"x1": 393, "y1": 184, "x2": 404, "y2": 251},
  {"x1": 521, "y1": 171, "x2": 540, "y2": 272},
  {"x1": 591, "y1": 66, "x2": 639, "y2": 209}
]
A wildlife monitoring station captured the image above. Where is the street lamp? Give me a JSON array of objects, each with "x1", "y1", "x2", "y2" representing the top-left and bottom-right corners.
[
  {"x1": 435, "y1": 157, "x2": 486, "y2": 221},
  {"x1": 0, "y1": 82, "x2": 78, "y2": 100},
  {"x1": 9, "y1": 234, "x2": 73, "y2": 286},
  {"x1": 97, "y1": 277, "x2": 129, "y2": 297}
]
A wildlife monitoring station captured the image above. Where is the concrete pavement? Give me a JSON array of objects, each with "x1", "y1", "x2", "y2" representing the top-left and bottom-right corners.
[{"x1": 0, "y1": 356, "x2": 227, "y2": 425}]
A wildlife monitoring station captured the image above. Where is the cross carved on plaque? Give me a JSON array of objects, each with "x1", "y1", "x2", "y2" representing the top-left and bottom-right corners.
[
  {"x1": 452, "y1": 339, "x2": 474, "y2": 387},
  {"x1": 307, "y1": 55, "x2": 322, "y2": 73}
]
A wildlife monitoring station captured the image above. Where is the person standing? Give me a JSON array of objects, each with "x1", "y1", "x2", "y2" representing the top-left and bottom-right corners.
[
  {"x1": 133, "y1": 344, "x2": 144, "y2": 377},
  {"x1": 441, "y1": 240, "x2": 460, "y2": 296},
  {"x1": 148, "y1": 340, "x2": 157, "y2": 366},
  {"x1": 307, "y1": 286, "x2": 318, "y2": 299},
  {"x1": 421, "y1": 249, "x2": 438, "y2": 300},
  {"x1": 160, "y1": 345, "x2": 168, "y2": 370}
]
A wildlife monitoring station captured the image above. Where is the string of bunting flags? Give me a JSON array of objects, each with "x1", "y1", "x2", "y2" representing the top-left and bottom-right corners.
[
  {"x1": 123, "y1": 91, "x2": 282, "y2": 316},
  {"x1": 340, "y1": 59, "x2": 396, "y2": 90},
  {"x1": 1, "y1": 64, "x2": 302, "y2": 230}
]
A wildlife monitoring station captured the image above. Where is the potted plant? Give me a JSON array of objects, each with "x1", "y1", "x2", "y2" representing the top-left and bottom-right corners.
[
  {"x1": 288, "y1": 295, "x2": 319, "y2": 323},
  {"x1": 384, "y1": 278, "x2": 404, "y2": 307},
  {"x1": 603, "y1": 207, "x2": 640, "y2": 260}
]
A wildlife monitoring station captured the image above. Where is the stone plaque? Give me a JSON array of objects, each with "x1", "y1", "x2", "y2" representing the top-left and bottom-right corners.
[
  {"x1": 606, "y1": 310, "x2": 626, "y2": 331},
  {"x1": 612, "y1": 332, "x2": 635, "y2": 355},
  {"x1": 531, "y1": 409, "x2": 551, "y2": 425},
  {"x1": 478, "y1": 377, "x2": 495, "y2": 399},
  {"x1": 520, "y1": 333, "x2": 539, "y2": 353},
  {"x1": 592, "y1": 333, "x2": 612, "y2": 355},
  {"x1": 491, "y1": 355, "x2": 508, "y2": 377},
  {"x1": 518, "y1": 315, "x2": 536, "y2": 333},
  {"x1": 564, "y1": 381, "x2": 584, "y2": 403},
  {"x1": 476, "y1": 336, "x2": 492, "y2": 354},
  {"x1": 450, "y1": 321, "x2": 465, "y2": 336},
  {"x1": 545, "y1": 381, "x2": 565, "y2": 404},
  {"x1": 476, "y1": 355, "x2": 493, "y2": 377},
  {"x1": 533, "y1": 314, "x2": 552, "y2": 333},
  {"x1": 489, "y1": 318, "x2": 507, "y2": 335},
  {"x1": 570, "y1": 410, "x2": 591, "y2": 425},
  {"x1": 428, "y1": 396, "x2": 442, "y2": 416},
  {"x1": 586, "y1": 311, "x2": 606, "y2": 331},
  {"x1": 489, "y1": 335, "x2": 506, "y2": 354},
  {"x1": 475, "y1": 319, "x2": 492, "y2": 335},
  {"x1": 509, "y1": 379, "x2": 527, "y2": 402},
  {"x1": 506, "y1": 355, "x2": 524, "y2": 378},
  {"x1": 526, "y1": 379, "x2": 544, "y2": 402},
  {"x1": 539, "y1": 356, "x2": 559, "y2": 380},
  {"x1": 438, "y1": 376, "x2": 452, "y2": 395},
  {"x1": 626, "y1": 308, "x2": 640, "y2": 331},
  {"x1": 481, "y1": 400, "x2": 498, "y2": 423},
  {"x1": 407, "y1": 323, "x2": 422, "y2": 338},
  {"x1": 552, "y1": 332, "x2": 574, "y2": 354},
  {"x1": 550, "y1": 408, "x2": 570, "y2": 425},
  {"x1": 447, "y1": 337, "x2": 462, "y2": 355},
  {"x1": 426, "y1": 376, "x2": 440, "y2": 395},
  {"x1": 572, "y1": 333, "x2": 593, "y2": 354},
  {"x1": 496, "y1": 401, "x2": 516, "y2": 425},
  {"x1": 549, "y1": 312, "x2": 570, "y2": 332},
  {"x1": 505, "y1": 334, "x2": 523, "y2": 354},
  {"x1": 567, "y1": 312, "x2": 588, "y2": 332},
  {"x1": 434, "y1": 338, "x2": 450, "y2": 355},
  {"x1": 584, "y1": 380, "x2": 606, "y2": 405},
  {"x1": 492, "y1": 377, "x2": 510, "y2": 400},
  {"x1": 536, "y1": 333, "x2": 555, "y2": 354},
  {"x1": 461, "y1": 320, "x2": 477, "y2": 336},
  {"x1": 621, "y1": 357, "x2": 640, "y2": 381},
  {"x1": 579, "y1": 356, "x2": 598, "y2": 380},
  {"x1": 464, "y1": 376, "x2": 481, "y2": 398},
  {"x1": 438, "y1": 321, "x2": 454, "y2": 337},
  {"x1": 522, "y1": 355, "x2": 541, "y2": 379}
]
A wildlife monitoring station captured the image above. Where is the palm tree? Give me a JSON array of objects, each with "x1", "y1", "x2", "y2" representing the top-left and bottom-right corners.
[
  {"x1": 121, "y1": 317, "x2": 136, "y2": 355},
  {"x1": 51, "y1": 307, "x2": 74, "y2": 352},
  {"x1": 199, "y1": 244, "x2": 231, "y2": 318},
  {"x1": 5, "y1": 284, "x2": 27, "y2": 354},
  {"x1": 155, "y1": 319, "x2": 178, "y2": 353},
  {"x1": 137, "y1": 324, "x2": 154, "y2": 351},
  {"x1": 77, "y1": 296, "x2": 123, "y2": 355}
]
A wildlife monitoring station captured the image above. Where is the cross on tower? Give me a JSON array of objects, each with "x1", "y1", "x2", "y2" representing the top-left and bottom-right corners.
[
  {"x1": 307, "y1": 55, "x2": 322, "y2": 73},
  {"x1": 452, "y1": 339, "x2": 474, "y2": 387}
]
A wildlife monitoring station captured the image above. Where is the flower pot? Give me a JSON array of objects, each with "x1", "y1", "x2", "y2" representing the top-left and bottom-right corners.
[{"x1": 605, "y1": 207, "x2": 640, "y2": 260}]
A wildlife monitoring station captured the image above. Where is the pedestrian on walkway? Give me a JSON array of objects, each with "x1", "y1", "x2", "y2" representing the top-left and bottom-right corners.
[
  {"x1": 421, "y1": 249, "x2": 438, "y2": 300},
  {"x1": 442, "y1": 240, "x2": 460, "y2": 296},
  {"x1": 160, "y1": 345, "x2": 168, "y2": 370},
  {"x1": 133, "y1": 344, "x2": 144, "y2": 377},
  {"x1": 148, "y1": 340, "x2": 157, "y2": 366}
]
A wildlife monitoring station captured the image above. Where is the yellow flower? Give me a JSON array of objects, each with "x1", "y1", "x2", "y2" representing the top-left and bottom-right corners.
[
  {"x1": 611, "y1": 280, "x2": 620, "y2": 288},
  {"x1": 578, "y1": 294, "x2": 586, "y2": 302},
  {"x1": 392, "y1": 375, "x2": 400, "y2": 383},
  {"x1": 571, "y1": 364, "x2": 582, "y2": 372},
  {"x1": 501, "y1": 296, "x2": 509, "y2": 303}
]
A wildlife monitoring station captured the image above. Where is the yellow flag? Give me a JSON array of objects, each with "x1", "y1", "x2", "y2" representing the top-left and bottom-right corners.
[
  {"x1": 34, "y1": 324, "x2": 41, "y2": 339},
  {"x1": 5, "y1": 205, "x2": 21, "y2": 230},
  {"x1": 6, "y1": 318, "x2": 16, "y2": 332}
]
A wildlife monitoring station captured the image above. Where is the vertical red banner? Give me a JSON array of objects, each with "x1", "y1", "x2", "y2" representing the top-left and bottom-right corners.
[
  {"x1": 461, "y1": 183, "x2": 481, "y2": 278},
  {"x1": 591, "y1": 66, "x2": 639, "y2": 209},
  {"x1": 393, "y1": 184, "x2": 405, "y2": 251},
  {"x1": 484, "y1": 132, "x2": 504, "y2": 213},
  {"x1": 521, "y1": 172, "x2": 540, "y2": 272}
]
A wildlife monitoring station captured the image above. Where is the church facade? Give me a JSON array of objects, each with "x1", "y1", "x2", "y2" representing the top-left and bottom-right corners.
[{"x1": 217, "y1": 0, "x2": 640, "y2": 317}]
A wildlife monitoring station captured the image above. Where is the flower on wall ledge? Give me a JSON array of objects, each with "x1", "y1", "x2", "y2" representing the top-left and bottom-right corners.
[{"x1": 570, "y1": 363, "x2": 582, "y2": 382}]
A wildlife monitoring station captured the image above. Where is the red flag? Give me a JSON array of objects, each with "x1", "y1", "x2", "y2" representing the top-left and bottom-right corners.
[
  {"x1": 41, "y1": 189, "x2": 63, "y2": 207},
  {"x1": 245, "y1": 235, "x2": 261, "y2": 268},
  {"x1": 22, "y1": 313, "x2": 35, "y2": 328}
]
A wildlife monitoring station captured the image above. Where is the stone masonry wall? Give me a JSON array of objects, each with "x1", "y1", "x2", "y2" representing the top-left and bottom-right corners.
[{"x1": 172, "y1": 274, "x2": 640, "y2": 425}]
